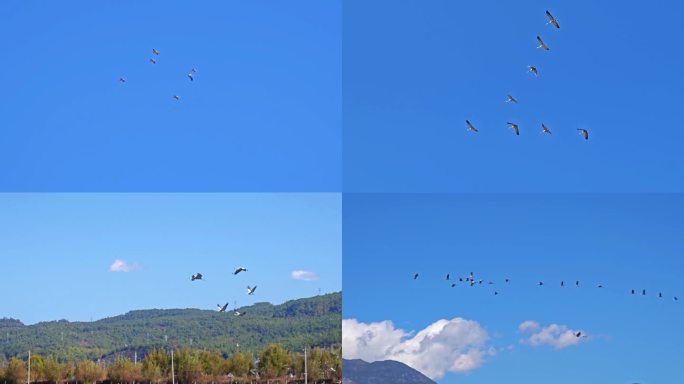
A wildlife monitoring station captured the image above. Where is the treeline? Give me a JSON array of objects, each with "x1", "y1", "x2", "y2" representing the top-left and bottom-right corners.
[
  {"x1": 0, "y1": 293, "x2": 341, "y2": 362},
  {"x1": 0, "y1": 345, "x2": 341, "y2": 384}
]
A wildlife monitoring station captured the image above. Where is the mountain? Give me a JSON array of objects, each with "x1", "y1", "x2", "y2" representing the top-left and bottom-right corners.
[
  {"x1": 342, "y1": 358, "x2": 436, "y2": 384},
  {"x1": 0, "y1": 292, "x2": 341, "y2": 361}
]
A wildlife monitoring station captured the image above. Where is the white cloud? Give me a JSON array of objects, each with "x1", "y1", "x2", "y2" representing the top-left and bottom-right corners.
[
  {"x1": 519, "y1": 321, "x2": 587, "y2": 349},
  {"x1": 518, "y1": 320, "x2": 540, "y2": 333},
  {"x1": 291, "y1": 270, "x2": 319, "y2": 281},
  {"x1": 109, "y1": 259, "x2": 141, "y2": 273},
  {"x1": 342, "y1": 318, "x2": 492, "y2": 380}
]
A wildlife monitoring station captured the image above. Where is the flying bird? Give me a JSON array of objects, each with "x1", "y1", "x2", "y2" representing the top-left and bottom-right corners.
[
  {"x1": 505, "y1": 278, "x2": 510, "y2": 283},
  {"x1": 247, "y1": 285, "x2": 257, "y2": 295},
  {"x1": 506, "y1": 94, "x2": 518, "y2": 104},
  {"x1": 234, "y1": 310, "x2": 246, "y2": 317},
  {"x1": 191, "y1": 273, "x2": 203, "y2": 281},
  {"x1": 217, "y1": 303, "x2": 229, "y2": 312},
  {"x1": 118, "y1": 77, "x2": 127, "y2": 83},
  {"x1": 598, "y1": 284, "x2": 604, "y2": 288},
  {"x1": 539, "y1": 281, "x2": 544, "y2": 286},
  {"x1": 642, "y1": 289, "x2": 647, "y2": 296},
  {"x1": 188, "y1": 73, "x2": 194, "y2": 81},
  {"x1": 574, "y1": 331, "x2": 582, "y2": 338},
  {"x1": 546, "y1": 11, "x2": 560, "y2": 29},
  {"x1": 152, "y1": 48, "x2": 160, "y2": 55},
  {"x1": 507, "y1": 122, "x2": 520, "y2": 136},
  {"x1": 576, "y1": 280, "x2": 580, "y2": 287},
  {"x1": 537, "y1": 36, "x2": 550, "y2": 51},
  {"x1": 528, "y1": 65, "x2": 539, "y2": 77},
  {"x1": 561, "y1": 281, "x2": 565, "y2": 287},
  {"x1": 494, "y1": 291, "x2": 499, "y2": 296},
  {"x1": 234, "y1": 267, "x2": 248, "y2": 275},
  {"x1": 631, "y1": 289, "x2": 635, "y2": 295},
  {"x1": 577, "y1": 129, "x2": 589, "y2": 140},
  {"x1": 451, "y1": 283, "x2": 456, "y2": 288},
  {"x1": 413, "y1": 273, "x2": 419, "y2": 280},
  {"x1": 149, "y1": 58, "x2": 157, "y2": 64},
  {"x1": 659, "y1": 292, "x2": 663, "y2": 298},
  {"x1": 191, "y1": 67, "x2": 197, "y2": 73},
  {"x1": 466, "y1": 120, "x2": 479, "y2": 133},
  {"x1": 446, "y1": 273, "x2": 450, "y2": 280},
  {"x1": 173, "y1": 95, "x2": 181, "y2": 101},
  {"x1": 542, "y1": 123, "x2": 552, "y2": 134},
  {"x1": 675, "y1": 297, "x2": 679, "y2": 301}
]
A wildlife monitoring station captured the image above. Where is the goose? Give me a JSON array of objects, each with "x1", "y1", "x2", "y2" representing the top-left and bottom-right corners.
[
  {"x1": 576, "y1": 280, "x2": 580, "y2": 287},
  {"x1": 642, "y1": 289, "x2": 646, "y2": 296},
  {"x1": 561, "y1": 281, "x2": 565, "y2": 287},
  {"x1": 466, "y1": 120, "x2": 479, "y2": 133},
  {"x1": 506, "y1": 94, "x2": 518, "y2": 104},
  {"x1": 577, "y1": 128, "x2": 589, "y2": 140},
  {"x1": 537, "y1": 36, "x2": 550, "y2": 51},
  {"x1": 152, "y1": 48, "x2": 160, "y2": 55},
  {"x1": 413, "y1": 273, "x2": 419, "y2": 280},
  {"x1": 446, "y1": 273, "x2": 450, "y2": 280},
  {"x1": 507, "y1": 122, "x2": 520, "y2": 136},
  {"x1": 173, "y1": 95, "x2": 181, "y2": 101},
  {"x1": 188, "y1": 73, "x2": 194, "y2": 81},
  {"x1": 217, "y1": 303, "x2": 229, "y2": 312},
  {"x1": 191, "y1": 273, "x2": 203, "y2": 281},
  {"x1": 574, "y1": 331, "x2": 582, "y2": 338},
  {"x1": 545, "y1": 11, "x2": 560, "y2": 29},
  {"x1": 247, "y1": 285, "x2": 257, "y2": 295},
  {"x1": 528, "y1": 65, "x2": 539, "y2": 77},
  {"x1": 542, "y1": 123, "x2": 552, "y2": 134},
  {"x1": 234, "y1": 267, "x2": 248, "y2": 275},
  {"x1": 234, "y1": 310, "x2": 246, "y2": 317},
  {"x1": 451, "y1": 283, "x2": 456, "y2": 288},
  {"x1": 149, "y1": 58, "x2": 157, "y2": 64},
  {"x1": 118, "y1": 77, "x2": 127, "y2": 83}
]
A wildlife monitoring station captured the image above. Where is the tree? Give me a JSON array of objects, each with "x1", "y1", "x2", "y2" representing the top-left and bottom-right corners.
[
  {"x1": 5, "y1": 357, "x2": 26, "y2": 384},
  {"x1": 258, "y1": 344, "x2": 291, "y2": 379},
  {"x1": 226, "y1": 352, "x2": 250, "y2": 378},
  {"x1": 108, "y1": 356, "x2": 139, "y2": 384},
  {"x1": 42, "y1": 356, "x2": 67, "y2": 384},
  {"x1": 173, "y1": 348, "x2": 202, "y2": 384},
  {"x1": 74, "y1": 360, "x2": 105, "y2": 384}
]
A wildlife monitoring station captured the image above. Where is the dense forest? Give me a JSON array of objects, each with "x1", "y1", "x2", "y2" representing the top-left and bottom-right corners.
[
  {"x1": 0, "y1": 293, "x2": 341, "y2": 362},
  {"x1": 0, "y1": 344, "x2": 341, "y2": 384}
]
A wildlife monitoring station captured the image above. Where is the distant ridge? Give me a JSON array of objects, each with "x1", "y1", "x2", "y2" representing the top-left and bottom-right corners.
[
  {"x1": 0, "y1": 292, "x2": 341, "y2": 360},
  {"x1": 342, "y1": 358, "x2": 436, "y2": 384}
]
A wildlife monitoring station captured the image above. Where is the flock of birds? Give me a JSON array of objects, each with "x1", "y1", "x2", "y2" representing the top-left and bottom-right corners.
[
  {"x1": 412, "y1": 272, "x2": 680, "y2": 303},
  {"x1": 190, "y1": 267, "x2": 254, "y2": 317},
  {"x1": 466, "y1": 10, "x2": 591, "y2": 141},
  {"x1": 118, "y1": 48, "x2": 196, "y2": 101}
]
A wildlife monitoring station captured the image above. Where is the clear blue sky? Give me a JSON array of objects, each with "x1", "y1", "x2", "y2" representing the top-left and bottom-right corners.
[
  {"x1": 343, "y1": 194, "x2": 684, "y2": 383},
  {"x1": 0, "y1": 193, "x2": 341, "y2": 324},
  {"x1": 0, "y1": 1, "x2": 341, "y2": 191},
  {"x1": 343, "y1": 0, "x2": 684, "y2": 192}
]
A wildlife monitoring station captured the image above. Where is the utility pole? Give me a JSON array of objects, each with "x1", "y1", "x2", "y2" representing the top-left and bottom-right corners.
[
  {"x1": 303, "y1": 347, "x2": 308, "y2": 384},
  {"x1": 27, "y1": 350, "x2": 30, "y2": 384},
  {"x1": 171, "y1": 349, "x2": 175, "y2": 384}
]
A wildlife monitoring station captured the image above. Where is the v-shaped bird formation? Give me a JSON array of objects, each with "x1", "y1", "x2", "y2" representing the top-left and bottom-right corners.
[{"x1": 467, "y1": 10, "x2": 590, "y2": 141}]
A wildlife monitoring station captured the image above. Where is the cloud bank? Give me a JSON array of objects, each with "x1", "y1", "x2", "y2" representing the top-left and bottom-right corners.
[
  {"x1": 342, "y1": 318, "x2": 493, "y2": 380},
  {"x1": 109, "y1": 259, "x2": 141, "y2": 273},
  {"x1": 291, "y1": 270, "x2": 319, "y2": 281},
  {"x1": 519, "y1": 320, "x2": 587, "y2": 349}
]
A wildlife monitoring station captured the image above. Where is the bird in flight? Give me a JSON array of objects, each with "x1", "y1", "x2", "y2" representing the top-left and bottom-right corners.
[
  {"x1": 542, "y1": 123, "x2": 552, "y2": 134},
  {"x1": 539, "y1": 281, "x2": 544, "y2": 286},
  {"x1": 413, "y1": 273, "x2": 419, "y2": 280},
  {"x1": 173, "y1": 95, "x2": 181, "y2": 101},
  {"x1": 149, "y1": 58, "x2": 157, "y2": 64},
  {"x1": 216, "y1": 303, "x2": 229, "y2": 312},
  {"x1": 247, "y1": 285, "x2": 257, "y2": 295},
  {"x1": 631, "y1": 289, "x2": 635, "y2": 295},
  {"x1": 118, "y1": 77, "x2": 127, "y2": 83},
  {"x1": 598, "y1": 284, "x2": 604, "y2": 288},
  {"x1": 191, "y1": 273, "x2": 203, "y2": 281},
  {"x1": 528, "y1": 65, "x2": 539, "y2": 77},
  {"x1": 234, "y1": 310, "x2": 246, "y2": 317},
  {"x1": 545, "y1": 11, "x2": 560, "y2": 29},
  {"x1": 234, "y1": 267, "x2": 248, "y2": 275},
  {"x1": 191, "y1": 67, "x2": 197, "y2": 73},
  {"x1": 506, "y1": 94, "x2": 518, "y2": 104},
  {"x1": 152, "y1": 48, "x2": 160, "y2": 55},
  {"x1": 561, "y1": 281, "x2": 565, "y2": 287},
  {"x1": 576, "y1": 280, "x2": 580, "y2": 287},
  {"x1": 507, "y1": 122, "x2": 520, "y2": 136},
  {"x1": 466, "y1": 120, "x2": 479, "y2": 133},
  {"x1": 537, "y1": 36, "x2": 550, "y2": 51},
  {"x1": 451, "y1": 283, "x2": 456, "y2": 288},
  {"x1": 188, "y1": 73, "x2": 194, "y2": 81},
  {"x1": 577, "y1": 128, "x2": 589, "y2": 140},
  {"x1": 643, "y1": 289, "x2": 647, "y2": 296},
  {"x1": 574, "y1": 331, "x2": 583, "y2": 338},
  {"x1": 446, "y1": 273, "x2": 450, "y2": 280}
]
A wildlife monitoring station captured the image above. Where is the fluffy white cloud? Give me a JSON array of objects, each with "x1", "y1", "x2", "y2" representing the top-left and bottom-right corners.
[
  {"x1": 342, "y1": 318, "x2": 492, "y2": 380},
  {"x1": 519, "y1": 321, "x2": 587, "y2": 349},
  {"x1": 291, "y1": 270, "x2": 319, "y2": 281},
  {"x1": 109, "y1": 259, "x2": 141, "y2": 273}
]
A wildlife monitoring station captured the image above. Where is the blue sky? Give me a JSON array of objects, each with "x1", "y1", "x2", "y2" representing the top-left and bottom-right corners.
[
  {"x1": 342, "y1": 194, "x2": 684, "y2": 383},
  {"x1": 0, "y1": 193, "x2": 341, "y2": 324},
  {"x1": 343, "y1": 0, "x2": 684, "y2": 192},
  {"x1": 0, "y1": 1, "x2": 341, "y2": 191}
]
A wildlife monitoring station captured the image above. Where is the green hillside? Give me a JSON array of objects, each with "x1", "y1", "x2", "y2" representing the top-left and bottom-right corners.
[{"x1": 0, "y1": 292, "x2": 341, "y2": 361}]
